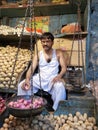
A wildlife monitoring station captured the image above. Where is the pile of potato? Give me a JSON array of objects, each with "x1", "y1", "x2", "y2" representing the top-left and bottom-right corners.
[
  {"x1": 0, "y1": 45, "x2": 31, "y2": 90},
  {"x1": 0, "y1": 25, "x2": 28, "y2": 36},
  {"x1": 0, "y1": 112, "x2": 98, "y2": 130}
]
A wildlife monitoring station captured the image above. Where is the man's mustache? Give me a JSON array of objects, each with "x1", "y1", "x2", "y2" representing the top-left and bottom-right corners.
[{"x1": 43, "y1": 45, "x2": 49, "y2": 48}]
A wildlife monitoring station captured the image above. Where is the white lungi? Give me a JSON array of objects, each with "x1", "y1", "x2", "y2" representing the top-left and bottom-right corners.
[{"x1": 18, "y1": 49, "x2": 66, "y2": 110}]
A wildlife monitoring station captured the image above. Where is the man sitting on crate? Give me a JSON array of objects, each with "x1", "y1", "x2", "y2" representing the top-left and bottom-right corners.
[{"x1": 18, "y1": 32, "x2": 67, "y2": 111}]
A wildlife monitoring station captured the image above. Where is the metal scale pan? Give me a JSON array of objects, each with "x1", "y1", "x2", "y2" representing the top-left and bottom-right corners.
[
  {"x1": 6, "y1": 95, "x2": 47, "y2": 118},
  {"x1": 66, "y1": 0, "x2": 87, "y2": 93}
]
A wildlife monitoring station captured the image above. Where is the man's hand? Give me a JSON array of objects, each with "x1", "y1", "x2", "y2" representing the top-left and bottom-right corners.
[
  {"x1": 21, "y1": 79, "x2": 30, "y2": 91},
  {"x1": 52, "y1": 75, "x2": 62, "y2": 84}
]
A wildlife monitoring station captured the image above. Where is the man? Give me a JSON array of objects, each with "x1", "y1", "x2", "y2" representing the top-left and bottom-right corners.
[{"x1": 18, "y1": 32, "x2": 67, "y2": 111}]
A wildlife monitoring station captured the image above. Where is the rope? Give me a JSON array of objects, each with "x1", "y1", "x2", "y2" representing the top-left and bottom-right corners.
[
  {"x1": 28, "y1": 0, "x2": 42, "y2": 98},
  {"x1": 7, "y1": 1, "x2": 30, "y2": 96}
]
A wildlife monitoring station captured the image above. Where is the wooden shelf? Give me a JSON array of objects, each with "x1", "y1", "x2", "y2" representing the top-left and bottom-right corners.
[
  {"x1": 0, "y1": 1, "x2": 87, "y2": 18},
  {"x1": 0, "y1": 32, "x2": 88, "y2": 43},
  {"x1": 54, "y1": 31, "x2": 88, "y2": 38},
  {"x1": 0, "y1": 34, "x2": 41, "y2": 43}
]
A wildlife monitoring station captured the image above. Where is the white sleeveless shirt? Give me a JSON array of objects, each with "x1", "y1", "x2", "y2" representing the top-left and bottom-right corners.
[
  {"x1": 39, "y1": 49, "x2": 59, "y2": 80},
  {"x1": 31, "y1": 49, "x2": 60, "y2": 91}
]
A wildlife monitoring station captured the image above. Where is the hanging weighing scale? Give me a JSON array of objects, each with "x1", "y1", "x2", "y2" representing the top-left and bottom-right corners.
[
  {"x1": 66, "y1": 0, "x2": 87, "y2": 93},
  {"x1": 5, "y1": 0, "x2": 47, "y2": 118}
]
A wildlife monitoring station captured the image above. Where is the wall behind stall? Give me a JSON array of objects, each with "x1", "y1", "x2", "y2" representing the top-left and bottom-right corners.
[
  {"x1": 1, "y1": 13, "x2": 86, "y2": 66},
  {"x1": 1, "y1": 13, "x2": 85, "y2": 32},
  {"x1": 35, "y1": 38, "x2": 86, "y2": 66}
]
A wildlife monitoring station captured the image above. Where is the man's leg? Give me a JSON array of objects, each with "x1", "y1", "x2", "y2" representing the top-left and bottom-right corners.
[{"x1": 50, "y1": 82, "x2": 66, "y2": 110}]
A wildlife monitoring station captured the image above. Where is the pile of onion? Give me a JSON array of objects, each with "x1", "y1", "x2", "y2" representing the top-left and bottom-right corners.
[
  {"x1": 8, "y1": 97, "x2": 44, "y2": 109},
  {"x1": 0, "y1": 96, "x2": 6, "y2": 114}
]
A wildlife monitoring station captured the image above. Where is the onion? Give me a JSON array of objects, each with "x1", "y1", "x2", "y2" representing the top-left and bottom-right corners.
[{"x1": 8, "y1": 97, "x2": 44, "y2": 109}]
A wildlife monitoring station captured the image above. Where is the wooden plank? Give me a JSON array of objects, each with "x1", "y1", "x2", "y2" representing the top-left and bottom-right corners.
[
  {"x1": 57, "y1": 99, "x2": 95, "y2": 109},
  {"x1": 54, "y1": 98, "x2": 95, "y2": 117},
  {"x1": 0, "y1": 1, "x2": 87, "y2": 18},
  {"x1": 54, "y1": 91, "x2": 96, "y2": 117},
  {"x1": 54, "y1": 107, "x2": 95, "y2": 117}
]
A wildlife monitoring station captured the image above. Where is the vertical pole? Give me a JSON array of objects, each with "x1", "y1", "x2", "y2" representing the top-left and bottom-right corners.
[{"x1": 85, "y1": 0, "x2": 92, "y2": 83}]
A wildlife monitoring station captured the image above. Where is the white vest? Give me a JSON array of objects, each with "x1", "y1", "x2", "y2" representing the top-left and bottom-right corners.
[{"x1": 39, "y1": 49, "x2": 59, "y2": 80}]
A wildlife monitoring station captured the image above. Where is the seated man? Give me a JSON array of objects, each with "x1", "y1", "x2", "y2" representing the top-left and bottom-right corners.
[{"x1": 18, "y1": 32, "x2": 67, "y2": 111}]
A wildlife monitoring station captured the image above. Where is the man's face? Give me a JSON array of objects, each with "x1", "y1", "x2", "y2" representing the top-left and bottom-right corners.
[{"x1": 41, "y1": 38, "x2": 53, "y2": 51}]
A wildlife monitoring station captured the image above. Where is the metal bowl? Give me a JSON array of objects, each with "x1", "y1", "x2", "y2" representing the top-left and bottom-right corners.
[{"x1": 6, "y1": 95, "x2": 47, "y2": 118}]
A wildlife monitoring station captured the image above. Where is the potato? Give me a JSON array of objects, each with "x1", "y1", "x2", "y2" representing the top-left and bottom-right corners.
[
  {"x1": 61, "y1": 118, "x2": 65, "y2": 124},
  {"x1": 3, "y1": 123, "x2": 9, "y2": 128},
  {"x1": 9, "y1": 115, "x2": 14, "y2": 121},
  {"x1": 73, "y1": 116, "x2": 78, "y2": 122},
  {"x1": 83, "y1": 113, "x2": 87, "y2": 118},
  {"x1": 81, "y1": 123, "x2": 86, "y2": 129},
  {"x1": 4, "y1": 128, "x2": 8, "y2": 130},
  {"x1": 86, "y1": 125, "x2": 93, "y2": 130},
  {"x1": 85, "y1": 121, "x2": 90, "y2": 126},
  {"x1": 68, "y1": 113, "x2": 73, "y2": 117},
  {"x1": 18, "y1": 126, "x2": 24, "y2": 130},
  {"x1": 78, "y1": 115, "x2": 84, "y2": 121},
  {"x1": 76, "y1": 111, "x2": 81, "y2": 117},
  {"x1": 0, "y1": 84, "x2": 4, "y2": 88},
  {"x1": 0, "y1": 128, "x2": 5, "y2": 130},
  {"x1": 4, "y1": 118, "x2": 9, "y2": 123},
  {"x1": 24, "y1": 125, "x2": 30, "y2": 130}
]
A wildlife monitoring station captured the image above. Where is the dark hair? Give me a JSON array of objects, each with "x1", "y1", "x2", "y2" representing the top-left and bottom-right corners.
[{"x1": 40, "y1": 32, "x2": 54, "y2": 41}]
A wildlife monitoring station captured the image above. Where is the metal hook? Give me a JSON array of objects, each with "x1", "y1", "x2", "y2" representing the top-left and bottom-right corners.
[{"x1": 75, "y1": 0, "x2": 81, "y2": 6}]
